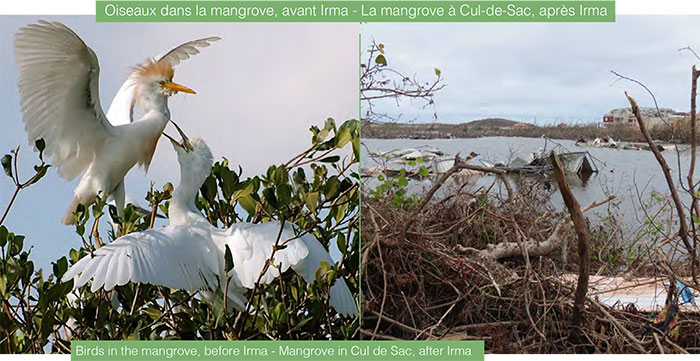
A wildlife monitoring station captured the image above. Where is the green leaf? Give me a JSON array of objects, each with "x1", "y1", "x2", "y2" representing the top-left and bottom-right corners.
[
  {"x1": 312, "y1": 121, "x2": 335, "y2": 145},
  {"x1": 276, "y1": 183, "x2": 293, "y2": 205},
  {"x1": 39, "y1": 309, "x2": 54, "y2": 340},
  {"x1": 352, "y1": 133, "x2": 360, "y2": 161},
  {"x1": 398, "y1": 177, "x2": 408, "y2": 187},
  {"x1": 313, "y1": 129, "x2": 330, "y2": 144},
  {"x1": 162, "y1": 182, "x2": 174, "y2": 197},
  {"x1": 53, "y1": 257, "x2": 68, "y2": 277},
  {"x1": 263, "y1": 188, "x2": 278, "y2": 209},
  {"x1": 289, "y1": 316, "x2": 314, "y2": 332},
  {"x1": 219, "y1": 168, "x2": 238, "y2": 199},
  {"x1": 108, "y1": 205, "x2": 122, "y2": 225},
  {"x1": 273, "y1": 166, "x2": 288, "y2": 185},
  {"x1": 35, "y1": 138, "x2": 45, "y2": 152},
  {"x1": 0, "y1": 275, "x2": 6, "y2": 296},
  {"x1": 419, "y1": 166, "x2": 430, "y2": 177},
  {"x1": 1, "y1": 154, "x2": 12, "y2": 179},
  {"x1": 335, "y1": 127, "x2": 352, "y2": 149},
  {"x1": 231, "y1": 182, "x2": 254, "y2": 203},
  {"x1": 324, "y1": 176, "x2": 341, "y2": 199},
  {"x1": 336, "y1": 233, "x2": 347, "y2": 253},
  {"x1": 434, "y1": 67, "x2": 441, "y2": 76},
  {"x1": 144, "y1": 306, "x2": 163, "y2": 321},
  {"x1": 200, "y1": 175, "x2": 218, "y2": 204},
  {"x1": 324, "y1": 118, "x2": 337, "y2": 132},
  {"x1": 9, "y1": 235, "x2": 23, "y2": 257},
  {"x1": 305, "y1": 192, "x2": 319, "y2": 213},
  {"x1": 293, "y1": 168, "x2": 306, "y2": 185},
  {"x1": 315, "y1": 261, "x2": 333, "y2": 283},
  {"x1": 69, "y1": 249, "x2": 80, "y2": 263},
  {"x1": 224, "y1": 245, "x2": 234, "y2": 273},
  {"x1": 239, "y1": 195, "x2": 258, "y2": 215},
  {"x1": 76, "y1": 224, "x2": 85, "y2": 237},
  {"x1": 375, "y1": 54, "x2": 387, "y2": 66},
  {"x1": 35, "y1": 139, "x2": 46, "y2": 162},
  {"x1": 319, "y1": 156, "x2": 340, "y2": 163},
  {"x1": 0, "y1": 226, "x2": 7, "y2": 247}
]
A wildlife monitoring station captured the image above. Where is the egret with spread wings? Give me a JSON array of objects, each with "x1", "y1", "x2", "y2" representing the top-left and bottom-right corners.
[
  {"x1": 62, "y1": 133, "x2": 358, "y2": 317},
  {"x1": 13, "y1": 21, "x2": 219, "y2": 224}
]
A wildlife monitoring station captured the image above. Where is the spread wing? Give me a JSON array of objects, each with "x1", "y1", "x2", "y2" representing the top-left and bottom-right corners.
[
  {"x1": 290, "y1": 232, "x2": 358, "y2": 317},
  {"x1": 63, "y1": 226, "x2": 221, "y2": 293},
  {"x1": 14, "y1": 21, "x2": 115, "y2": 181},
  {"x1": 106, "y1": 36, "x2": 221, "y2": 126},
  {"x1": 158, "y1": 36, "x2": 222, "y2": 67},
  {"x1": 222, "y1": 221, "x2": 357, "y2": 317},
  {"x1": 222, "y1": 222, "x2": 310, "y2": 289}
]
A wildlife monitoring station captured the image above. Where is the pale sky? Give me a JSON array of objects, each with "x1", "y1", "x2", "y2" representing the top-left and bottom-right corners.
[
  {"x1": 362, "y1": 16, "x2": 700, "y2": 124},
  {"x1": 0, "y1": 16, "x2": 358, "y2": 269}
]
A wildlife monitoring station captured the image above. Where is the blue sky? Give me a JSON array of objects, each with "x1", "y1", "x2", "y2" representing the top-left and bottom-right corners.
[
  {"x1": 362, "y1": 16, "x2": 700, "y2": 124},
  {"x1": 0, "y1": 16, "x2": 358, "y2": 270}
]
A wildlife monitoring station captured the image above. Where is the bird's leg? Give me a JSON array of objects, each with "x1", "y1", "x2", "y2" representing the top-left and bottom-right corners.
[
  {"x1": 90, "y1": 215, "x2": 103, "y2": 248},
  {"x1": 223, "y1": 276, "x2": 230, "y2": 317},
  {"x1": 111, "y1": 181, "x2": 126, "y2": 236}
]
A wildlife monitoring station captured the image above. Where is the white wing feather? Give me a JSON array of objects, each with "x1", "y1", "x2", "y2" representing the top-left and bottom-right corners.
[
  {"x1": 14, "y1": 21, "x2": 115, "y2": 181},
  {"x1": 106, "y1": 37, "x2": 221, "y2": 126},
  {"x1": 63, "y1": 219, "x2": 357, "y2": 316},
  {"x1": 224, "y1": 222, "x2": 309, "y2": 289},
  {"x1": 63, "y1": 226, "x2": 220, "y2": 293},
  {"x1": 293, "y1": 233, "x2": 358, "y2": 317},
  {"x1": 104, "y1": 77, "x2": 138, "y2": 127},
  {"x1": 224, "y1": 222, "x2": 358, "y2": 317},
  {"x1": 158, "y1": 37, "x2": 221, "y2": 67}
]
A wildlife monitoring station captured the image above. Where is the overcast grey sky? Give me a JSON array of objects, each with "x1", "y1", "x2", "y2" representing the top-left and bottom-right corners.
[
  {"x1": 362, "y1": 16, "x2": 700, "y2": 125},
  {"x1": 0, "y1": 16, "x2": 357, "y2": 270}
]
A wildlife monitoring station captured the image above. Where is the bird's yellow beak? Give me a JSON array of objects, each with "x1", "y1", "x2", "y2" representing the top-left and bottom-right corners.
[
  {"x1": 162, "y1": 81, "x2": 196, "y2": 94},
  {"x1": 164, "y1": 120, "x2": 194, "y2": 152},
  {"x1": 163, "y1": 133, "x2": 194, "y2": 153},
  {"x1": 164, "y1": 132, "x2": 181, "y2": 148}
]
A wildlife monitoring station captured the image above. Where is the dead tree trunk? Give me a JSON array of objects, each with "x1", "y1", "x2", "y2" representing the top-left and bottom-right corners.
[
  {"x1": 625, "y1": 93, "x2": 697, "y2": 277},
  {"x1": 549, "y1": 151, "x2": 591, "y2": 327},
  {"x1": 687, "y1": 66, "x2": 700, "y2": 286}
]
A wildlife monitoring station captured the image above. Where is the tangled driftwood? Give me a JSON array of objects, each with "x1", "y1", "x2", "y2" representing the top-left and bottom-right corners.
[{"x1": 361, "y1": 156, "x2": 699, "y2": 352}]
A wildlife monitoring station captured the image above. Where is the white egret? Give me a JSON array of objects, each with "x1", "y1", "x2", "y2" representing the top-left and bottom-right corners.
[
  {"x1": 106, "y1": 36, "x2": 219, "y2": 221},
  {"x1": 13, "y1": 21, "x2": 218, "y2": 224},
  {"x1": 106, "y1": 36, "x2": 221, "y2": 126},
  {"x1": 62, "y1": 135, "x2": 358, "y2": 317}
]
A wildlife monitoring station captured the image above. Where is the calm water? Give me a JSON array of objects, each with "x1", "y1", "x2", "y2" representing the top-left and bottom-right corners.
[{"x1": 362, "y1": 137, "x2": 700, "y2": 230}]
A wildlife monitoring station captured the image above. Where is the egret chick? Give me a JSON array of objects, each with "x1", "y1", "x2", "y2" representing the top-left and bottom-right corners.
[{"x1": 62, "y1": 134, "x2": 358, "y2": 317}]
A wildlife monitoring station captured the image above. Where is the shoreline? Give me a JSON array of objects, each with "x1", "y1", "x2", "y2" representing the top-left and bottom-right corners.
[{"x1": 361, "y1": 120, "x2": 695, "y2": 145}]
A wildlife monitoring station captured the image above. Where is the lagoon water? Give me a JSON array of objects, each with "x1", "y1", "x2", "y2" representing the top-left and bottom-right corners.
[{"x1": 362, "y1": 136, "x2": 700, "y2": 232}]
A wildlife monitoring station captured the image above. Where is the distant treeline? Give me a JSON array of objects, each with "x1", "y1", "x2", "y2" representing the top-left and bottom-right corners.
[{"x1": 361, "y1": 119, "x2": 697, "y2": 143}]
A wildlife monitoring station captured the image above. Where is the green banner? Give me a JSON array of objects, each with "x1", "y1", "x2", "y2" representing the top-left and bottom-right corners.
[
  {"x1": 96, "y1": 1, "x2": 615, "y2": 22},
  {"x1": 72, "y1": 340, "x2": 484, "y2": 360}
]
